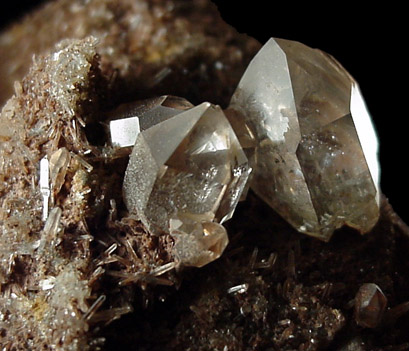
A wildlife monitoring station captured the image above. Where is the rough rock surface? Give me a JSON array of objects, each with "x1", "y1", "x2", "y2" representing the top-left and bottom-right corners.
[
  {"x1": 0, "y1": 0, "x2": 260, "y2": 107},
  {"x1": 0, "y1": 37, "x2": 98, "y2": 350},
  {"x1": 1, "y1": 1, "x2": 409, "y2": 351}
]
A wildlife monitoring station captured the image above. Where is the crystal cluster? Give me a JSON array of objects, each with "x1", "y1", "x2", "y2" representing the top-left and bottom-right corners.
[
  {"x1": 0, "y1": 2, "x2": 391, "y2": 348},
  {"x1": 118, "y1": 38, "x2": 381, "y2": 262},
  {"x1": 122, "y1": 100, "x2": 250, "y2": 266},
  {"x1": 227, "y1": 38, "x2": 380, "y2": 241}
]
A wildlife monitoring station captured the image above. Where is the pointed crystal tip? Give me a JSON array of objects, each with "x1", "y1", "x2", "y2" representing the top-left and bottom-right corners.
[
  {"x1": 171, "y1": 220, "x2": 229, "y2": 268},
  {"x1": 228, "y1": 37, "x2": 380, "y2": 240},
  {"x1": 122, "y1": 99, "x2": 250, "y2": 266},
  {"x1": 109, "y1": 95, "x2": 194, "y2": 148},
  {"x1": 354, "y1": 283, "x2": 387, "y2": 328}
]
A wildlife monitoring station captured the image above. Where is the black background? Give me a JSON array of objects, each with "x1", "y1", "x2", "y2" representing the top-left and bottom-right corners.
[{"x1": 1, "y1": 1, "x2": 407, "y2": 223}]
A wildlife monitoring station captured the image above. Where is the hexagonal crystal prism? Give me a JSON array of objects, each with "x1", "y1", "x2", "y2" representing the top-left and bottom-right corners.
[
  {"x1": 123, "y1": 102, "x2": 250, "y2": 265},
  {"x1": 228, "y1": 38, "x2": 380, "y2": 241}
]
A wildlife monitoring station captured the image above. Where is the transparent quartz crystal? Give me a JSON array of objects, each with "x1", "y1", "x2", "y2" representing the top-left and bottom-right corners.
[
  {"x1": 109, "y1": 96, "x2": 194, "y2": 147},
  {"x1": 228, "y1": 38, "x2": 380, "y2": 241},
  {"x1": 171, "y1": 218, "x2": 228, "y2": 268},
  {"x1": 123, "y1": 101, "x2": 250, "y2": 266}
]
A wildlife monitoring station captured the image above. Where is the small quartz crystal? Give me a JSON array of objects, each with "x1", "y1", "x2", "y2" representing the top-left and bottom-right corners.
[
  {"x1": 354, "y1": 283, "x2": 387, "y2": 328},
  {"x1": 171, "y1": 219, "x2": 228, "y2": 268},
  {"x1": 228, "y1": 38, "x2": 380, "y2": 240},
  {"x1": 123, "y1": 101, "x2": 250, "y2": 266}
]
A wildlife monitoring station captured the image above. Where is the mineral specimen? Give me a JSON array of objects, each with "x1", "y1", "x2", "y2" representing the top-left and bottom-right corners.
[
  {"x1": 0, "y1": 37, "x2": 99, "y2": 351},
  {"x1": 123, "y1": 102, "x2": 250, "y2": 266},
  {"x1": 354, "y1": 283, "x2": 387, "y2": 328},
  {"x1": 3, "y1": 1, "x2": 409, "y2": 351},
  {"x1": 228, "y1": 38, "x2": 380, "y2": 240}
]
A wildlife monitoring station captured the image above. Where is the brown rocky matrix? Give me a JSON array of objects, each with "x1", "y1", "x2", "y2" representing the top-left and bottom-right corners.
[{"x1": 1, "y1": 1, "x2": 409, "y2": 351}]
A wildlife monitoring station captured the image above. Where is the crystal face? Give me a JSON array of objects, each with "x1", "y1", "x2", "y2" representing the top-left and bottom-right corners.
[
  {"x1": 354, "y1": 283, "x2": 387, "y2": 328},
  {"x1": 109, "y1": 96, "x2": 194, "y2": 147},
  {"x1": 123, "y1": 102, "x2": 250, "y2": 266},
  {"x1": 171, "y1": 219, "x2": 229, "y2": 268},
  {"x1": 228, "y1": 38, "x2": 380, "y2": 240}
]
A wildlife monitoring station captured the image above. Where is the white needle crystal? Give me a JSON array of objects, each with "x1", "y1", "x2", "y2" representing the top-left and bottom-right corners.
[{"x1": 40, "y1": 156, "x2": 50, "y2": 221}]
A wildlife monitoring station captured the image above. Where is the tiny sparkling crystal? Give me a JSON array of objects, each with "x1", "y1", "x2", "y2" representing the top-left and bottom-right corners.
[
  {"x1": 228, "y1": 38, "x2": 380, "y2": 240},
  {"x1": 227, "y1": 283, "x2": 249, "y2": 294}
]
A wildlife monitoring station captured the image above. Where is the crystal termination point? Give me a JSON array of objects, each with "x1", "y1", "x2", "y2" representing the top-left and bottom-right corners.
[
  {"x1": 228, "y1": 38, "x2": 380, "y2": 241},
  {"x1": 123, "y1": 102, "x2": 250, "y2": 266}
]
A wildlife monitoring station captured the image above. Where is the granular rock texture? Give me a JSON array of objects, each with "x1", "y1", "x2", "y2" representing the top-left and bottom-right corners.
[
  {"x1": 0, "y1": 37, "x2": 99, "y2": 350},
  {"x1": 1, "y1": 1, "x2": 409, "y2": 351},
  {"x1": 0, "y1": 0, "x2": 260, "y2": 107},
  {"x1": 99, "y1": 194, "x2": 409, "y2": 351},
  {"x1": 0, "y1": 35, "x2": 179, "y2": 349}
]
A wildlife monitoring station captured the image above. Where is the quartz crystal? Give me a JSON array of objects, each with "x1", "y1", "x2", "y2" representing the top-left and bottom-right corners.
[
  {"x1": 354, "y1": 283, "x2": 387, "y2": 328},
  {"x1": 171, "y1": 219, "x2": 228, "y2": 268},
  {"x1": 228, "y1": 38, "x2": 380, "y2": 240},
  {"x1": 110, "y1": 96, "x2": 194, "y2": 147},
  {"x1": 123, "y1": 102, "x2": 250, "y2": 266}
]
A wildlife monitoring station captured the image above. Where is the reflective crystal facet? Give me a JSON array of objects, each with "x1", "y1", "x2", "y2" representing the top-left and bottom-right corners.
[
  {"x1": 110, "y1": 96, "x2": 194, "y2": 147},
  {"x1": 171, "y1": 219, "x2": 228, "y2": 268},
  {"x1": 228, "y1": 38, "x2": 380, "y2": 240},
  {"x1": 40, "y1": 156, "x2": 50, "y2": 221},
  {"x1": 123, "y1": 102, "x2": 250, "y2": 266},
  {"x1": 354, "y1": 283, "x2": 387, "y2": 328}
]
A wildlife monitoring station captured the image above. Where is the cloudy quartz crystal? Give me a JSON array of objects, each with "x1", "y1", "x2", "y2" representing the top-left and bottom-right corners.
[
  {"x1": 123, "y1": 101, "x2": 250, "y2": 266},
  {"x1": 228, "y1": 38, "x2": 380, "y2": 241}
]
